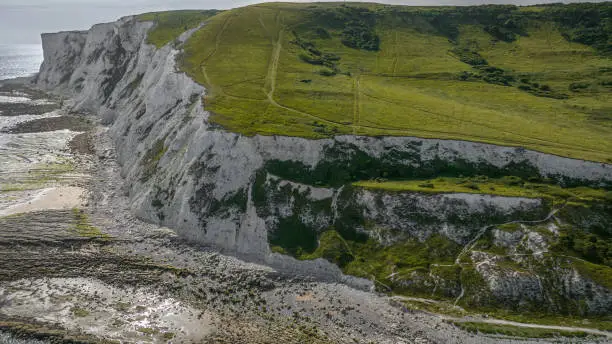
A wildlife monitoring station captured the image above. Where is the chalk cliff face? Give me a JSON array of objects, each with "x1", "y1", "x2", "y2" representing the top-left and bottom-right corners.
[{"x1": 36, "y1": 16, "x2": 612, "y2": 314}]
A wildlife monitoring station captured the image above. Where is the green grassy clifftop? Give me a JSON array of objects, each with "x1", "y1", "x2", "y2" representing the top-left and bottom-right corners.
[{"x1": 140, "y1": 2, "x2": 612, "y2": 163}]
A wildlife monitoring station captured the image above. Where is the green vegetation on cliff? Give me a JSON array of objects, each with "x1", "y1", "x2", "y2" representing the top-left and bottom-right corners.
[
  {"x1": 143, "y1": 2, "x2": 612, "y2": 162},
  {"x1": 295, "y1": 230, "x2": 461, "y2": 295},
  {"x1": 354, "y1": 176, "x2": 610, "y2": 205}
]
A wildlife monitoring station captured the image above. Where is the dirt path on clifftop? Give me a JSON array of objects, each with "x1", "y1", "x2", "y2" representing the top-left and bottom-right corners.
[{"x1": 265, "y1": 29, "x2": 282, "y2": 101}]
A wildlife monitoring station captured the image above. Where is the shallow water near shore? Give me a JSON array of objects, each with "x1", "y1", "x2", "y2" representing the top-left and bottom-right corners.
[
  {"x1": 0, "y1": 44, "x2": 43, "y2": 81},
  {"x1": 0, "y1": 86, "x2": 87, "y2": 215}
]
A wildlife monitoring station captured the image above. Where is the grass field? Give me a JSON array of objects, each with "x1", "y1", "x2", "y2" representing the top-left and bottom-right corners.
[{"x1": 140, "y1": 3, "x2": 612, "y2": 162}]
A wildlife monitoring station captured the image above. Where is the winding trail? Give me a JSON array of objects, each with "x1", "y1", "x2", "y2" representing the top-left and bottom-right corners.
[
  {"x1": 454, "y1": 318, "x2": 612, "y2": 339},
  {"x1": 455, "y1": 206, "x2": 564, "y2": 265},
  {"x1": 199, "y1": 15, "x2": 232, "y2": 92},
  {"x1": 391, "y1": 296, "x2": 612, "y2": 339},
  {"x1": 265, "y1": 30, "x2": 283, "y2": 101}
]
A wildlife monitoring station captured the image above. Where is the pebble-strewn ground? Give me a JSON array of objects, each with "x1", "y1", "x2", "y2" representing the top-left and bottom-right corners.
[{"x1": 0, "y1": 79, "x2": 605, "y2": 344}]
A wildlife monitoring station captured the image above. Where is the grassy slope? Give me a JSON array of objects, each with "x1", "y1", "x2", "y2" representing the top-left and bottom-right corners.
[
  {"x1": 166, "y1": 3, "x2": 612, "y2": 162},
  {"x1": 139, "y1": 10, "x2": 221, "y2": 48}
]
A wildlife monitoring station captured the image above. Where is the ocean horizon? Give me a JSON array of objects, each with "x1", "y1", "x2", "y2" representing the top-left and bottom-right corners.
[{"x1": 0, "y1": 44, "x2": 43, "y2": 81}]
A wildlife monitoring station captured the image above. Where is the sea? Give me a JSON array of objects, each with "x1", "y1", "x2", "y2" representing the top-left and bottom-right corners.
[{"x1": 0, "y1": 44, "x2": 43, "y2": 81}]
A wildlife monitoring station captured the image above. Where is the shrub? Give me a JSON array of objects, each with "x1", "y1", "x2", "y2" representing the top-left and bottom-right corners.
[
  {"x1": 553, "y1": 228, "x2": 612, "y2": 267},
  {"x1": 569, "y1": 82, "x2": 590, "y2": 92},
  {"x1": 484, "y1": 25, "x2": 517, "y2": 42},
  {"x1": 342, "y1": 22, "x2": 380, "y2": 51},
  {"x1": 319, "y1": 68, "x2": 337, "y2": 77},
  {"x1": 465, "y1": 182, "x2": 480, "y2": 190},
  {"x1": 452, "y1": 48, "x2": 488, "y2": 66},
  {"x1": 540, "y1": 84, "x2": 551, "y2": 91},
  {"x1": 315, "y1": 27, "x2": 331, "y2": 39},
  {"x1": 501, "y1": 176, "x2": 523, "y2": 186},
  {"x1": 299, "y1": 53, "x2": 323, "y2": 65}
]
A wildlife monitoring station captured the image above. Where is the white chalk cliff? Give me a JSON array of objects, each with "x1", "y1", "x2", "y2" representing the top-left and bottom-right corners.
[{"x1": 36, "y1": 16, "x2": 612, "y2": 314}]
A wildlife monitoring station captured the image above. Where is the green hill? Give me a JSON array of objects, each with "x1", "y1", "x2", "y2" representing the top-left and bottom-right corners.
[{"x1": 140, "y1": 2, "x2": 612, "y2": 162}]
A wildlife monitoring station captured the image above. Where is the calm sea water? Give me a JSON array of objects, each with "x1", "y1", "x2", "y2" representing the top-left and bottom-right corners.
[{"x1": 0, "y1": 44, "x2": 43, "y2": 81}]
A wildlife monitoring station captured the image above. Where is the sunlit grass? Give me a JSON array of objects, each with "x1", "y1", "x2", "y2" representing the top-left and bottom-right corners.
[{"x1": 147, "y1": 3, "x2": 612, "y2": 162}]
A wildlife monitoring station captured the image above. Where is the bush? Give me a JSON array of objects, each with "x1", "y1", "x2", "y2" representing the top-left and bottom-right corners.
[
  {"x1": 465, "y1": 182, "x2": 480, "y2": 190},
  {"x1": 553, "y1": 228, "x2": 612, "y2": 267},
  {"x1": 457, "y1": 71, "x2": 480, "y2": 81},
  {"x1": 342, "y1": 22, "x2": 380, "y2": 51},
  {"x1": 452, "y1": 48, "x2": 488, "y2": 66},
  {"x1": 306, "y1": 230, "x2": 355, "y2": 268},
  {"x1": 600, "y1": 80, "x2": 612, "y2": 86},
  {"x1": 569, "y1": 82, "x2": 590, "y2": 92},
  {"x1": 484, "y1": 25, "x2": 517, "y2": 42},
  {"x1": 540, "y1": 84, "x2": 551, "y2": 91},
  {"x1": 319, "y1": 68, "x2": 337, "y2": 77},
  {"x1": 479, "y1": 66, "x2": 515, "y2": 86},
  {"x1": 315, "y1": 27, "x2": 331, "y2": 39},
  {"x1": 501, "y1": 176, "x2": 523, "y2": 186},
  {"x1": 299, "y1": 53, "x2": 323, "y2": 65}
]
